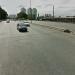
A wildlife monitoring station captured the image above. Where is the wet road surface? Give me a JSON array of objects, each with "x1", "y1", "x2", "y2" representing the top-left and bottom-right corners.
[{"x1": 0, "y1": 21, "x2": 75, "y2": 75}]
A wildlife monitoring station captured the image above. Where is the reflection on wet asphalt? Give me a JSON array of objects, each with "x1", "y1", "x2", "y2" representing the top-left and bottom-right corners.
[{"x1": 0, "y1": 21, "x2": 75, "y2": 75}]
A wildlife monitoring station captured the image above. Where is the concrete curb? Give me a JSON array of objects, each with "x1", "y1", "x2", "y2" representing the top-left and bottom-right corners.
[
  {"x1": 32, "y1": 23, "x2": 75, "y2": 35},
  {"x1": 32, "y1": 23, "x2": 65, "y2": 32}
]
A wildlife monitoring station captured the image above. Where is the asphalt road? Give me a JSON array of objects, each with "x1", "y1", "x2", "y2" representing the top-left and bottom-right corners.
[
  {"x1": 0, "y1": 21, "x2": 75, "y2": 75},
  {"x1": 32, "y1": 21, "x2": 75, "y2": 33}
]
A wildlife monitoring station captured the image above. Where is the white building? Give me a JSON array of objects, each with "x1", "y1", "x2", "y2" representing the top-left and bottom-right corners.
[
  {"x1": 27, "y1": 8, "x2": 32, "y2": 19},
  {"x1": 27, "y1": 8, "x2": 37, "y2": 20},
  {"x1": 32, "y1": 8, "x2": 37, "y2": 19},
  {"x1": 27, "y1": 8, "x2": 32, "y2": 15}
]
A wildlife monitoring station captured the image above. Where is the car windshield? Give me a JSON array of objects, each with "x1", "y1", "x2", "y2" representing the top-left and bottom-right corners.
[
  {"x1": 0, "y1": 0, "x2": 75, "y2": 75},
  {"x1": 24, "y1": 22, "x2": 29, "y2": 23}
]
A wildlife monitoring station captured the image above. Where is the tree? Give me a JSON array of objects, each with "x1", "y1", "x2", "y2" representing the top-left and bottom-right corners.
[
  {"x1": 17, "y1": 12, "x2": 28, "y2": 20},
  {"x1": 0, "y1": 7, "x2": 8, "y2": 20}
]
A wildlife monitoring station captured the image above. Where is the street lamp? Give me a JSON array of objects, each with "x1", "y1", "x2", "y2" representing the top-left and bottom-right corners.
[
  {"x1": 53, "y1": 5, "x2": 54, "y2": 19},
  {"x1": 53, "y1": 0, "x2": 54, "y2": 19},
  {"x1": 30, "y1": 0, "x2": 32, "y2": 23}
]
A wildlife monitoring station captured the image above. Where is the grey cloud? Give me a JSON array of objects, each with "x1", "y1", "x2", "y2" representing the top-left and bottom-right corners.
[
  {"x1": 62, "y1": 0, "x2": 71, "y2": 4},
  {"x1": 0, "y1": 0, "x2": 75, "y2": 16},
  {"x1": 44, "y1": 4, "x2": 53, "y2": 8},
  {"x1": 35, "y1": 5, "x2": 43, "y2": 8}
]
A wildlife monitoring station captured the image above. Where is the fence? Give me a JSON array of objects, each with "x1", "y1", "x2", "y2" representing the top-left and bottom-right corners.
[{"x1": 41, "y1": 17, "x2": 75, "y2": 23}]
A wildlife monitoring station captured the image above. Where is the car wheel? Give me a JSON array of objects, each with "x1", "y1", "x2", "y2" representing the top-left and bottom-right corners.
[{"x1": 25, "y1": 29, "x2": 27, "y2": 32}]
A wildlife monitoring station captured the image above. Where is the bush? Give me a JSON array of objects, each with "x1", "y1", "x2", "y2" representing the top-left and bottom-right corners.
[
  {"x1": 17, "y1": 12, "x2": 28, "y2": 20},
  {"x1": 0, "y1": 7, "x2": 8, "y2": 20},
  {"x1": 64, "y1": 29, "x2": 71, "y2": 33}
]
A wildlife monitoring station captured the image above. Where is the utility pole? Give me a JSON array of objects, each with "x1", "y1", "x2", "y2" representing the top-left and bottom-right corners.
[
  {"x1": 38, "y1": 13, "x2": 39, "y2": 21},
  {"x1": 30, "y1": 0, "x2": 32, "y2": 23},
  {"x1": 52, "y1": 0, "x2": 54, "y2": 20},
  {"x1": 53, "y1": 5, "x2": 54, "y2": 19}
]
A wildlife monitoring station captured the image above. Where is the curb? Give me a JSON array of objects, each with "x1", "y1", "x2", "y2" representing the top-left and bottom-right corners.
[
  {"x1": 32, "y1": 23, "x2": 65, "y2": 32},
  {"x1": 32, "y1": 23, "x2": 75, "y2": 35}
]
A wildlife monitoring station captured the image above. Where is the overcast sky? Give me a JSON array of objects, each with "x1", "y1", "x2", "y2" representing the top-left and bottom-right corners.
[{"x1": 0, "y1": 0, "x2": 75, "y2": 16}]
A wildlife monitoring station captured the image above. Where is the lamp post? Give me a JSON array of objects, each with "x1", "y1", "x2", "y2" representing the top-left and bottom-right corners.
[
  {"x1": 53, "y1": 5, "x2": 54, "y2": 19},
  {"x1": 53, "y1": 0, "x2": 54, "y2": 20},
  {"x1": 30, "y1": 0, "x2": 32, "y2": 23}
]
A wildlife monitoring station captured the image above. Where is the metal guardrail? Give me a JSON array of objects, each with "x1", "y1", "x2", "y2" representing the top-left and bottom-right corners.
[{"x1": 39, "y1": 18, "x2": 75, "y2": 24}]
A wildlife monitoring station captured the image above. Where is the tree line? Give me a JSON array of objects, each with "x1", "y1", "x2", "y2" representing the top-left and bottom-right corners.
[
  {"x1": 17, "y1": 12, "x2": 28, "y2": 20},
  {"x1": 0, "y1": 7, "x2": 8, "y2": 20},
  {"x1": 0, "y1": 6, "x2": 37, "y2": 20}
]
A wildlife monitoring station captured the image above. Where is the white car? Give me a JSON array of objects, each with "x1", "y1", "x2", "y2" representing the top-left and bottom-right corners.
[
  {"x1": 17, "y1": 22, "x2": 28, "y2": 32},
  {"x1": 6, "y1": 19, "x2": 10, "y2": 23},
  {"x1": 23, "y1": 21, "x2": 30, "y2": 27}
]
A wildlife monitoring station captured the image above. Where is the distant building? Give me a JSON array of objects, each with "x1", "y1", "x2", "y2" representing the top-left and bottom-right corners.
[
  {"x1": 27, "y1": 8, "x2": 32, "y2": 19},
  {"x1": 44, "y1": 14, "x2": 52, "y2": 19},
  {"x1": 27, "y1": 8, "x2": 32, "y2": 15},
  {"x1": 32, "y1": 8, "x2": 37, "y2": 20},
  {"x1": 8, "y1": 15, "x2": 17, "y2": 19},
  {"x1": 21, "y1": 8, "x2": 26, "y2": 13},
  {"x1": 27, "y1": 8, "x2": 37, "y2": 20}
]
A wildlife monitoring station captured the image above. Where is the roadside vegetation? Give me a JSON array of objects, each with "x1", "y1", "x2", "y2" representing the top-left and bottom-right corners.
[{"x1": 0, "y1": 6, "x2": 8, "y2": 20}]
